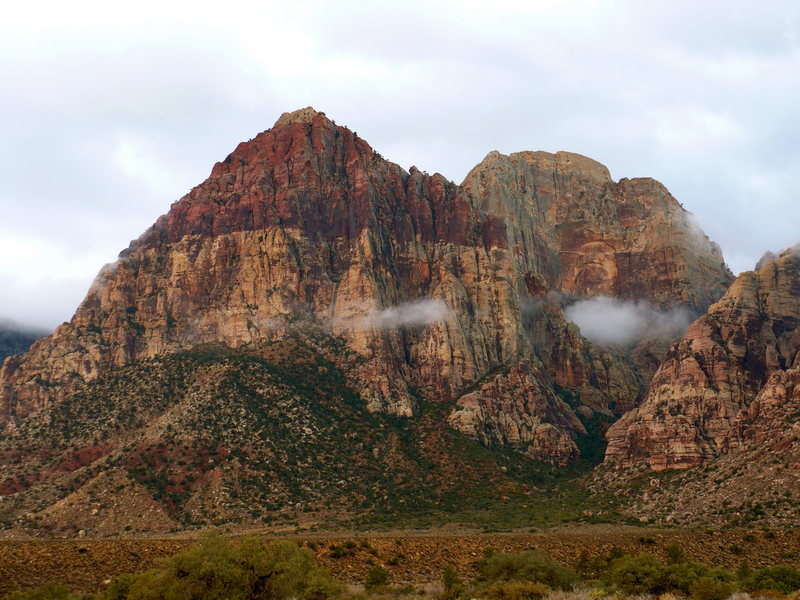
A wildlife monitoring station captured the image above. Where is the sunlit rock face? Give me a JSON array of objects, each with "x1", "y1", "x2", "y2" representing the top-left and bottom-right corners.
[
  {"x1": 0, "y1": 108, "x2": 733, "y2": 463},
  {"x1": 606, "y1": 250, "x2": 800, "y2": 470}
]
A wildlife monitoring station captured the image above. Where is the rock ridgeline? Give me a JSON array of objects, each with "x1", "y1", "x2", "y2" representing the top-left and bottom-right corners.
[
  {"x1": 0, "y1": 108, "x2": 733, "y2": 465},
  {"x1": 606, "y1": 249, "x2": 800, "y2": 470}
]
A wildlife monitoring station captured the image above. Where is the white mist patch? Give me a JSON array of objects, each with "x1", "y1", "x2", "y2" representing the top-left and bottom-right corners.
[
  {"x1": 333, "y1": 298, "x2": 450, "y2": 331},
  {"x1": 564, "y1": 297, "x2": 692, "y2": 347},
  {"x1": 366, "y1": 298, "x2": 450, "y2": 329}
]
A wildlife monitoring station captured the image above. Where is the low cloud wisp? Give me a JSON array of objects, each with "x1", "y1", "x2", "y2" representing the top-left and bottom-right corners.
[
  {"x1": 367, "y1": 298, "x2": 450, "y2": 329},
  {"x1": 334, "y1": 298, "x2": 450, "y2": 331},
  {"x1": 564, "y1": 297, "x2": 692, "y2": 347}
]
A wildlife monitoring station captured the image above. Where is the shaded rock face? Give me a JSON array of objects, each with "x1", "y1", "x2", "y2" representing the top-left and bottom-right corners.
[
  {"x1": 606, "y1": 251, "x2": 800, "y2": 470},
  {"x1": 0, "y1": 108, "x2": 733, "y2": 464},
  {"x1": 523, "y1": 300, "x2": 645, "y2": 415},
  {"x1": 735, "y1": 365, "x2": 800, "y2": 447},
  {"x1": 449, "y1": 362, "x2": 587, "y2": 465}
]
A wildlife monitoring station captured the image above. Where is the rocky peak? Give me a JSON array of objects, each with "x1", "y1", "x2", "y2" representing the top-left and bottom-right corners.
[
  {"x1": 466, "y1": 150, "x2": 611, "y2": 189},
  {"x1": 273, "y1": 106, "x2": 328, "y2": 127},
  {"x1": 756, "y1": 250, "x2": 780, "y2": 271},
  {"x1": 461, "y1": 146, "x2": 732, "y2": 310},
  {"x1": 526, "y1": 150, "x2": 613, "y2": 183},
  {"x1": 755, "y1": 245, "x2": 800, "y2": 271}
]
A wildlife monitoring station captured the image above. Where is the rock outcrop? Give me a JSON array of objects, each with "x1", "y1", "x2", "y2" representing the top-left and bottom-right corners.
[
  {"x1": 0, "y1": 108, "x2": 733, "y2": 465},
  {"x1": 449, "y1": 362, "x2": 587, "y2": 464},
  {"x1": 606, "y1": 250, "x2": 800, "y2": 470}
]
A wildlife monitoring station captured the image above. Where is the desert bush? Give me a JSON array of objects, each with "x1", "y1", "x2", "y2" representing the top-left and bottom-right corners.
[
  {"x1": 102, "y1": 532, "x2": 342, "y2": 600},
  {"x1": 666, "y1": 544, "x2": 686, "y2": 565},
  {"x1": 605, "y1": 553, "x2": 667, "y2": 595},
  {"x1": 329, "y1": 543, "x2": 357, "y2": 559},
  {"x1": 477, "y1": 550, "x2": 579, "y2": 591},
  {"x1": 104, "y1": 573, "x2": 139, "y2": 600},
  {"x1": 479, "y1": 581, "x2": 550, "y2": 600},
  {"x1": 690, "y1": 576, "x2": 735, "y2": 600},
  {"x1": 751, "y1": 566, "x2": 800, "y2": 594},
  {"x1": 365, "y1": 566, "x2": 390, "y2": 589},
  {"x1": 440, "y1": 565, "x2": 467, "y2": 600},
  {"x1": 604, "y1": 551, "x2": 735, "y2": 597},
  {"x1": 664, "y1": 561, "x2": 718, "y2": 594},
  {"x1": 638, "y1": 536, "x2": 657, "y2": 545}
]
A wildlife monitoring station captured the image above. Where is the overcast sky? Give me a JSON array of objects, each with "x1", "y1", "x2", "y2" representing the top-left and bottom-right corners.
[{"x1": 1, "y1": 0, "x2": 798, "y2": 329}]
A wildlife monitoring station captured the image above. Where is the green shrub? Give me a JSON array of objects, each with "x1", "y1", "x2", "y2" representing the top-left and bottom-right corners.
[
  {"x1": 666, "y1": 544, "x2": 686, "y2": 565},
  {"x1": 752, "y1": 565, "x2": 800, "y2": 593},
  {"x1": 689, "y1": 577, "x2": 735, "y2": 600},
  {"x1": 104, "y1": 573, "x2": 139, "y2": 600},
  {"x1": 604, "y1": 552, "x2": 736, "y2": 597},
  {"x1": 605, "y1": 553, "x2": 667, "y2": 595},
  {"x1": 737, "y1": 562, "x2": 753, "y2": 581},
  {"x1": 365, "y1": 566, "x2": 390, "y2": 589},
  {"x1": 364, "y1": 565, "x2": 389, "y2": 590},
  {"x1": 328, "y1": 544, "x2": 357, "y2": 559},
  {"x1": 441, "y1": 565, "x2": 466, "y2": 600},
  {"x1": 638, "y1": 536, "x2": 657, "y2": 545},
  {"x1": 664, "y1": 560, "x2": 715, "y2": 594},
  {"x1": 479, "y1": 581, "x2": 550, "y2": 600},
  {"x1": 477, "y1": 550, "x2": 578, "y2": 590},
  {"x1": 102, "y1": 533, "x2": 342, "y2": 600}
]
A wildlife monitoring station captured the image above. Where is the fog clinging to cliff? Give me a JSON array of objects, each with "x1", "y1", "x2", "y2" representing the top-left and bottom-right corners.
[{"x1": 565, "y1": 297, "x2": 693, "y2": 347}]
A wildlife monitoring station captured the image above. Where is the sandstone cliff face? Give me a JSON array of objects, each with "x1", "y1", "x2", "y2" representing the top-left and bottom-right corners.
[
  {"x1": 461, "y1": 150, "x2": 732, "y2": 310},
  {"x1": 606, "y1": 250, "x2": 800, "y2": 470},
  {"x1": 735, "y1": 365, "x2": 800, "y2": 443},
  {"x1": 0, "y1": 108, "x2": 733, "y2": 464}
]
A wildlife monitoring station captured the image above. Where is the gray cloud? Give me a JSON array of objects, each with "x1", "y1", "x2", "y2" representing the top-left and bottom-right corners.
[
  {"x1": 564, "y1": 297, "x2": 693, "y2": 347},
  {"x1": 1, "y1": 0, "x2": 799, "y2": 327}
]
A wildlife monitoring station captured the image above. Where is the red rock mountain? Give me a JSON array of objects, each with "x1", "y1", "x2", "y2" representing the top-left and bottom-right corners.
[
  {"x1": 606, "y1": 249, "x2": 800, "y2": 470},
  {"x1": 0, "y1": 108, "x2": 733, "y2": 466}
]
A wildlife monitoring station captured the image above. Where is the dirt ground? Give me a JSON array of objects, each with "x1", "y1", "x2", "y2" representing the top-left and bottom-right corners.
[{"x1": 1, "y1": 527, "x2": 798, "y2": 595}]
